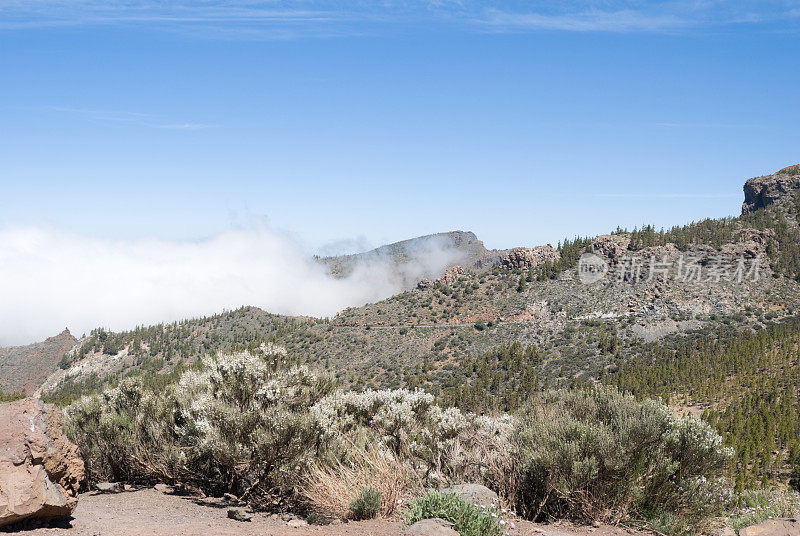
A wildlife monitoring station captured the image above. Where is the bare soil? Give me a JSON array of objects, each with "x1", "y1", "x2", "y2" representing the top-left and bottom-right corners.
[{"x1": 13, "y1": 488, "x2": 651, "y2": 536}]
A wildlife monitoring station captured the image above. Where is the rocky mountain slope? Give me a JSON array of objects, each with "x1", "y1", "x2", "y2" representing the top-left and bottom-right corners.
[
  {"x1": 318, "y1": 230, "x2": 501, "y2": 288},
  {"x1": 0, "y1": 329, "x2": 77, "y2": 396},
  {"x1": 25, "y1": 165, "x2": 799, "y2": 404},
  {"x1": 4, "y1": 165, "x2": 800, "y2": 406}
]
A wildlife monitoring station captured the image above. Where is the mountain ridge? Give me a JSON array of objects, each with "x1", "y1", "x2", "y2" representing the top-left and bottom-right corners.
[{"x1": 6, "y1": 164, "x2": 800, "y2": 404}]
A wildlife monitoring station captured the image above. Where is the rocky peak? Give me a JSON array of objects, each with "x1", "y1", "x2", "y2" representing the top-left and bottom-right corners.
[
  {"x1": 44, "y1": 328, "x2": 76, "y2": 344},
  {"x1": 742, "y1": 164, "x2": 800, "y2": 215}
]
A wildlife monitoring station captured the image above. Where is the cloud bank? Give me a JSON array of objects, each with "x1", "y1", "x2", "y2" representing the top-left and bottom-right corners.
[{"x1": 0, "y1": 225, "x2": 465, "y2": 346}]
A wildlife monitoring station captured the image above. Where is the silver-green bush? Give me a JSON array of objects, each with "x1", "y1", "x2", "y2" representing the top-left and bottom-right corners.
[
  {"x1": 516, "y1": 385, "x2": 733, "y2": 527},
  {"x1": 64, "y1": 344, "x2": 334, "y2": 508}
]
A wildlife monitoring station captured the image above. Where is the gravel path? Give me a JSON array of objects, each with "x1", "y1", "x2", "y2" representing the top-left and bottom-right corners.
[{"x1": 15, "y1": 488, "x2": 650, "y2": 536}]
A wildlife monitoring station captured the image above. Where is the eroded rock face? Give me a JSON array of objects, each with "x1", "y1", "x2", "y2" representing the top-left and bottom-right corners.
[
  {"x1": 500, "y1": 246, "x2": 560, "y2": 271},
  {"x1": 742, "y1": 164, "x2": 800, "y2": 214},
  {"x1": 0, "y1": 398, "x2": 84, "y2": 527}
]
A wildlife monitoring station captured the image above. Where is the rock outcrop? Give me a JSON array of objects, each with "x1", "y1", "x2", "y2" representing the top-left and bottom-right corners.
[
  {"x1": 437, "y1": 266, "x2": 466, "y2": 286},
  {"x1": 500, "y1": 246, "x2": 560, "y2": 271},
  {"x1": 440, "y1": 483, "x2": 498, "y2": 507},
  {"x1": 739, "y1": 518, "x2": 800, "y2": 536},
  {"x1": 0, "y1": 398, "x2": 84, "y2": 528},
  {"x1": 742, "y1": 164, "x2": 800, "y2": 214},
  {"x1": 416, "y1": 278, "x2": 434, "y2": 290},
  {"x1": 592, "y1": 234, "x2": 631, "y2": 262}
]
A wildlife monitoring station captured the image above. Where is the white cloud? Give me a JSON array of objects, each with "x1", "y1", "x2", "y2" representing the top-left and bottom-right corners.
[
  {"x1": 0, "y1": 224, "x2": 466, "y2": 346},
  {"x1": 479, "y1": 9, "x2": 692, "y2": 33}
]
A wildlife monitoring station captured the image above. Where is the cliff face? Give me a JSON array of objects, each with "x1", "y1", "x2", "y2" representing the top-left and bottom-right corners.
[
  {"x1": 742, "y1": 164, "x2": 800, "y2": 215},
  {"x1": 0, "y1": 329, "x2": 78, "y2": 396}
]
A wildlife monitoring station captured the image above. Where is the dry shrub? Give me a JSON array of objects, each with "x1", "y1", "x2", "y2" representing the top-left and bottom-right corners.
[
  {"x1": 439, "y1": 414, "x2": 518, "y2": 501},
  {"x1": 302, "y1": 443, "x2": 421, "y2": 520}
]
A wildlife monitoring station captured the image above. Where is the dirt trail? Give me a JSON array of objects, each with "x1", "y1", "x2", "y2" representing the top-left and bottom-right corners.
[{"x1": 15, "y1": 488, "x2": 650, "y2": 536}]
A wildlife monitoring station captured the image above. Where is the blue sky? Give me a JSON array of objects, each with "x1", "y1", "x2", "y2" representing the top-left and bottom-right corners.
[{"x1": 1, "y1": 0, "x2": 799, "y2": 253}]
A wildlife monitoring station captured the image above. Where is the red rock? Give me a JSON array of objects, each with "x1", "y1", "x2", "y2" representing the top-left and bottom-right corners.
[{"x1": 0, "y1": 398, "x2": 84, "y2": 527}]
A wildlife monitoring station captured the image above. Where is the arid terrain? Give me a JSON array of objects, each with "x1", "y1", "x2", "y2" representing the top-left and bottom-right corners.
[{"x1": 20, "y1": 488, "x2": 649, "y2": 536}]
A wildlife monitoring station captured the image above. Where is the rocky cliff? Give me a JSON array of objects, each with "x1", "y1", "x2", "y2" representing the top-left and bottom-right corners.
[{"x1": 742, "y1": 164, "x2": 800, "y2": 214}]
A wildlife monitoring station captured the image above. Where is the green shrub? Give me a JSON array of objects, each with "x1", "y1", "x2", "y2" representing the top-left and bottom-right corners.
[
  {"x1": 404, "y1": 491, "x2": 503, "y2": 536},
  {"x1": 64, "y1": 344, "x2": 334, "y2": 509},
  {"x1": 790, "y1": 465, "x2": 800, "y2": 493},
  {"x1": 0, "y1": 390, "x2": 25, "y2": 402},
  {"x1": 515, "y1": 385, "x2": 733, "y2": 528},
  {"x1": 349, "y1": 487, "x2": 381, "y2": 520}
]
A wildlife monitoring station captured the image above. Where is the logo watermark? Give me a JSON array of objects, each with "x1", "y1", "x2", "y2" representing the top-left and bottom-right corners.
[
  {"x1": 577, "y1": 253, "x2": 762, "y2": 284},
  {"x1": 578, "y1": 253, "x2": 609, "y2": 284}
]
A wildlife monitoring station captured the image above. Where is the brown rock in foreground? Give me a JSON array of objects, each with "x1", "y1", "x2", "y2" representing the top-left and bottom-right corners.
[
  {"x1": 0, "y1": 398, "x2": 84, "y2": 527},
  {"x1": 739, "y1": 518, "x2": 800, "y2": 536}
]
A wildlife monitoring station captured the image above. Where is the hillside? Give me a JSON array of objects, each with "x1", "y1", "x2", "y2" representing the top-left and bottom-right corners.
[
  {"x1": 5, "y1": 165, "x2": 800, "y2": 490},
  {"x1": 35, "y1": 165, "x2": 800, "y2": 402},
  {"x1": 0, "y1": 329, "x2": 77, "y2": 395}
]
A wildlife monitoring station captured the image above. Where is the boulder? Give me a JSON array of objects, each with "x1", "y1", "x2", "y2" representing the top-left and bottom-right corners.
[
  {"x1": 739, "y1": 518, "x2": 800, "y2": 536},
  {"x1": 227, "y1": 507, "x2": 252, "y2": 522},
  {"x1": 0, "y1": 398, "x2": 84, "y2": 528},
  {"x1": 287, "y1": 518, "x2": 308, "y2": 528},
  {"x1": 405, "y1": 518, "x2": 459, "y2": 536},
  {"x1": 440, "y1": 483, "x2": 498, "y2": 507},
  {"x1": 153, "y1": 483, "x2": 174, "y2": 494},
  {"x1": 95, "y1": 482, "x2": 123, "y2": 493}
]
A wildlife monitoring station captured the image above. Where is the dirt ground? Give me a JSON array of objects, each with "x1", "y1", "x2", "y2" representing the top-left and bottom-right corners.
[{"x1": 12, "y1": 488, "x2": 651, "y2": 536}]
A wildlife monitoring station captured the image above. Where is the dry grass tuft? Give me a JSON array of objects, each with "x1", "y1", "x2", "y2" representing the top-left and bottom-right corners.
[{"x1": 302, "y1": 443, "x2": 420, "y2": 520}]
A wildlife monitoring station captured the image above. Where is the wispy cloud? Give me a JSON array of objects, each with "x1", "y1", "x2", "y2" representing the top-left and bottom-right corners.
[
  {"x1": 479, "y1": 9, "x2": 692, "y2": 33},
  {"x1": 1, "y1": 1, "x2": 799, "y2": 37},
  {"x1": 653, "y1": 122, "x2": 763, "y2": 129},
  {"x1": 593, "y1": 193, "x2": 739, "y2": 199},
  {"x1": 42, "y1": 106, "x2": 213, "y2": 130}
]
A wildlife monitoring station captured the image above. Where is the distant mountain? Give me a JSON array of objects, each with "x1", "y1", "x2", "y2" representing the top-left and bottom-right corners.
[
  {"x1": 318, "y1": 230, "x2": 500, "y2": 287},
  {"x1": 11, "y1": 165, "x2": 800, "y2": 408},
  {"x1": 13, "y1": 163, "x2": 800, "y2": 491},
  {"x1": 0, "y1": 329, "x2": 77, "y2": 395}
]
